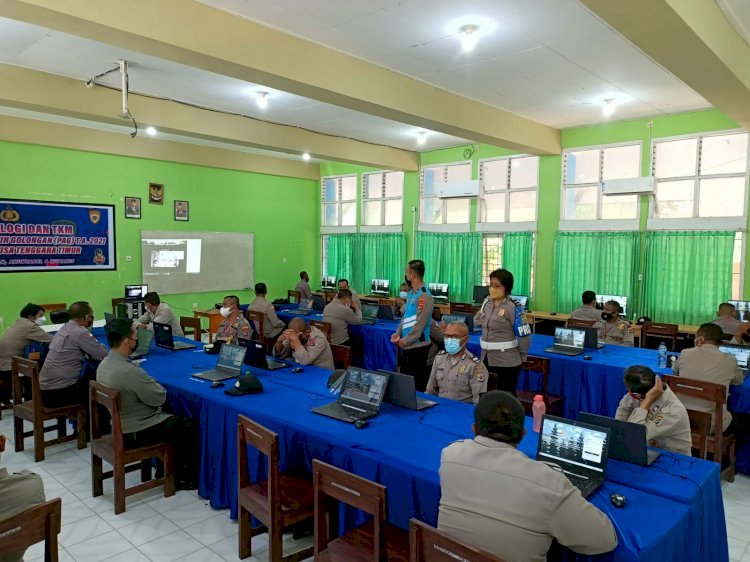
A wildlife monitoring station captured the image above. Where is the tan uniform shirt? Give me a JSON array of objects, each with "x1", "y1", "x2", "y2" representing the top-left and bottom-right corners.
[
  {"x1": 570, "y1": 306, "x2": 602, "y2": 323},
  {"x1": 275, "y1": 326, "x2": 335, "y2": 370},
  {"x1": 596, "y1": 319, "x2": 634, "y2": 346},
  {"x1": 216, "y1": 313, "x2": 250, "y2": 345},
  {"x1": 673, "y1": 344, "x2": 744, "y2": 432},
  {"x1": 137, "y1": 302, "x2": 183, "y2": 337},
  {"x1": 295, "y1": 280, "x2": 313, "y2": 301},
  {"x1": 439, "y1": 437, "x2": 617, "y2": 562},
  {"x1": 615, "y1": 386, "x2": 692, "y2": 456},
  {"x1": 0, "y1": 467, "x2": 46, "y2": 562},
  {"x1": 248, "y1": 296, "x2": 285, "y2": 339},
  {"x1": 323, "y1": 299, "x2": 362, "y2": 345},
  {"x1": 0, "y1": 318, "x2": 52, "y2": 371},
  {"x1": 474, "y1": 297, "x2": 530, "y2": 367},
  {"x1": 426, "y1": 350, "x2": 487, "y2": 404},
  {"x1": 712, "y1": 317, "x2": 741, "y2": 336},
  {"x1": 39, "y1": 320, "x2": 108, "y2": 390}
]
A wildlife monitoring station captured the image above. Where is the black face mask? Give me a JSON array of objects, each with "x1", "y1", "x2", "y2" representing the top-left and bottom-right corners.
[{"x1": 601, "y1": 311, "x2": 613, "y2": 321}]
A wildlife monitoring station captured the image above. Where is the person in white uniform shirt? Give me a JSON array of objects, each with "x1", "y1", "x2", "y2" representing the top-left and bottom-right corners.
[{"x1": 137, "y1": 292, "x2": 183, "y2": 337}]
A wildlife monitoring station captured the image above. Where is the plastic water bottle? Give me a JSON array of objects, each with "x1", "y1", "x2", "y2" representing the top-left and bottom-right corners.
[
  {"x1": 532, "y1": 395, "x2": 546, "y2": 433},
  {"x1": 658, "y1": 342, "x2": 668, "y2": 369}
]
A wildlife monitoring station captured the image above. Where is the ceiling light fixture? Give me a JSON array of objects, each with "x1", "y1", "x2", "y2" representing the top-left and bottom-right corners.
[
  {"x1": 256, "y1": 91, "x2": 269, "y2": 109},
  {"x1": 417, "y1": 131, "x2": 427, "y2": 146},
  {"x1": 602, "y1": 99, "x2": 616, "y2": 117},
  {"x1": 302, "y1": 152, "x2": 311, "y2": 161},
  {"x1": 460, "y1": 25, "x2": 479, "y2": 52},
  {"x1": 146, "y1": 126, "x2": 157, "y2": 136}
]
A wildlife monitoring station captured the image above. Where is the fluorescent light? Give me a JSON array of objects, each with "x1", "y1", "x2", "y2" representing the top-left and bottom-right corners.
[
  {"x1": 417, "y1": 131, "x2": 427, "y2": 146},
  {"x1": 145, "y1": 126, "x2": 157, "y2": 136},
  {"x1": 602, "y1": 99, "x2": 616, "y2": 117},
  {"x1": 302, "y1": 152, "x2": 311, "y2": 161},
  {"x1": 256, "y1": 91, "x2": 269, "y2": 109},
  {"x1": 460, "y1": 25, "x2": 479, "y2": 52}
]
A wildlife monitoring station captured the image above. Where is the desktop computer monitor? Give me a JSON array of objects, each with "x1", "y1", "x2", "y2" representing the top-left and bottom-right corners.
[
  {"x1": 125, "y1": 284, "x2": 148, "y2": 302},
  {"x1": 321, "y1": 276, "x2": 336, "y2": 291},
  {"x1": 473, "y1": 285, "x2": 489, "y2": 303},
  {"x1": 371, "y1": 279, "x2": 390, "y2": 296},
  {"x1": 429, "y1": 283, "x2": 449, "y2": 301},
  {"x1": 596, "y1": 294, "x2": 628, "y2": 318},
  {"x1": 729, "y1": 300, "x2": 750, "y2": 322}
]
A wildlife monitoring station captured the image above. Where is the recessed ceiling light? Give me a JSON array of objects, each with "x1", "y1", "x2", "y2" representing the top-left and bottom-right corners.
[
  {"x1": 145, "y1": 126, "x2": 157, "y2": 136},
  {"x1": 417, "y1": 131, "x2": 427, "y2": 146},
  {"x1": 602, "y1": 99, "x2": 616, "y2": 117},
  {"x1": 256, "y1": 91, "x2": 269, "y2": 110},
  {"x1": 302, "y1": 152, "x2": 311, "y2": 161},
  {"x1": 460, "y1": 25, "x2": 479, "y2": 52}
]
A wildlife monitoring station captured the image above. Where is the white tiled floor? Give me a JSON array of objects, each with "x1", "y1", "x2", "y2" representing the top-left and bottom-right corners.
[{"x1": 0, "y1": 415, "x2": 313, "y2": 561}]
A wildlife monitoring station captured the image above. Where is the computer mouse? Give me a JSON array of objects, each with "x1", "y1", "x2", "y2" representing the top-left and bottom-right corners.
[
  {"x1": 550, "y1": 311, "x2": 557, "y2": 315},
  {"x1": 354, "y1": 419, "x2": 368, "y2": 429},
  {"x1": 583, "y1": 355, "x2": 592, "y2": 360},
  {"x1": 211, "y1": 381, "x2": 224, "y2": 389},
  {"x1": 292, "y1": 367, "x2": 304, "y2": 374},
  {"x1": 610, "y1": 493, "x2": 626, "y2": 508}
]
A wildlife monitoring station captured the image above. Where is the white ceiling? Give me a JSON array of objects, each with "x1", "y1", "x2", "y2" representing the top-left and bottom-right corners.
[{"x1": 717, "y1": 0, "x2": 750, "y2": 46}]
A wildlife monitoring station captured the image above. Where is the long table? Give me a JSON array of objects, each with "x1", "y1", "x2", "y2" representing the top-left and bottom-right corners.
[{"x1": 129, "y1": 337, "x2": 728, "y2": 562}]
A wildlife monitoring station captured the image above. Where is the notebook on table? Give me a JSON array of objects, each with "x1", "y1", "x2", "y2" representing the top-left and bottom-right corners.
[
  {"x1": 193, "y1": 343, "x2": 245, "y2": 382},
  {"x1": 153, "y1": 322, "x2": 197, "y2": 351},
  {"x1": 311, "y1": 368, "x2": 390, "y2": 423},
  {"x1": 544, "y1": 327, "x2": 585, "y2": 356},
  {"x1": 578, "y1": 412, "x2": 659, "y2": 466}
]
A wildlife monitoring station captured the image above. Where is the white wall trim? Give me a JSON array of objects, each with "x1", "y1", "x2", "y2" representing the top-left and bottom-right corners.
[
  {"x1": 359, "y1": 225, "x2": 403, "y2": 234},
  {"x1": 417, "y1": 223, "x2": 471, "y2": 233},
  {"x1": 646, "y1": 217, "x2": 746, "y2": 231},
  {"x1": 320, "y1": 226, "x2": 357, "y2": 234},
  {"x1": 475, "y1": 221, "x2": 537, "y2": 233},
  {"x1": 558, "y1": 219, "x2": 640, "y2": 232}
]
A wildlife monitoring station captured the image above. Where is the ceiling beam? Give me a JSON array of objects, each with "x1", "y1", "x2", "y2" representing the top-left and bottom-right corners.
[
  {"x1": 0, "y1": 64, "x2": 417, "y2": 171},
  {"x1": 581, "y1": 0, "x2": 750, "y2": 129},
  {"x1": 0, "y1": 0, "x2": 561, "y2": 155}
]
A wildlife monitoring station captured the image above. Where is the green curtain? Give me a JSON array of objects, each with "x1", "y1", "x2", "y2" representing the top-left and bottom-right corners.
[
  {"x1": 415, "y1": 232, "x2": 482, "y2": 303},
  {"x1": 502, "y1": 232, "x2": 533, "y2": 297},
  {"x1": 553, "y1": 231, "x2": 641, "y2": 318},
  {"x1": 643, "y1": 231, "x2": 734, "y2": 324},
  {"x1": 325, "y1": 233, "x2": 405, "y2": 295}
]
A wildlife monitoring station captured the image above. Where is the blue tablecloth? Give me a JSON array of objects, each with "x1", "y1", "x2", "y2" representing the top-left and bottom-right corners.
[{"x1": 128, "y1": 337, "x2": 727, "y2": 562}]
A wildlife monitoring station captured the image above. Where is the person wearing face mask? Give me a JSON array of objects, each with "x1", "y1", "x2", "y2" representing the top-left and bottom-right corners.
[
  {"x1": 474, "y1": 269, "x2": 531, "y2": 396},
  {"x1": 595, "y1": 300, "x2": 633, "y2": 346},
  {"x1": 336, "y1": 278, "x2": 361, "y2": 309},
  {"x1": 216, "y1": 295, "x2": 251, "y2": 345},
  {"x1": 395, "y1": 282, "x2": 410, "y2": 316},
  {"x1": 97, "y1": 318, "x2": 199, "y2": 489},
  {"x1": 391, "y1": 260, "x2": 434, "y2": 391},
  {"x1": 136, "y1": 292, "x2": 183, "y2": 337},
  {"x1": 672, "y1": 323, "x2": 744, "y2": 433},
  {"x1": 0, "y1": 303, "x2": 53, "y2": 407},
  {"x1": 323, "y1": 289, "x2": 362, "y2": 346},
  {"x1": 273, "y1": 318, "x2": 335, "y2": 370},
  {"x1": 426, "y1": 322, "x2": 486, "y2": 404},
  {"x1": 39, "y1": 301, "x2": 108, "y2": 409},
  {"x1": 295, "y1": 271, "x2": 313, "y2": 301},
  {"x1": 615, "y1": 365, "x2": 692, "y2": 456}
]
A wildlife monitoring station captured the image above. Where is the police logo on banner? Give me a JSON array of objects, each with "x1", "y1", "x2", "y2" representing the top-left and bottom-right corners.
[{"x1": 89, "y1": 209, "x2": 101, "y2": 224}]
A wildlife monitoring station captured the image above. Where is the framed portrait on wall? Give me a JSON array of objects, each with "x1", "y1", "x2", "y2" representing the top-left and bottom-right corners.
[
  {"x1": 125, "y1": 197, "x2": 141, "y2": 219},
  {"x1": 148, "y1": 182, "x2": 164, "y2": 205},
  {"x1": 174, "y1": 200, "x2": 189, "y2": 221}
]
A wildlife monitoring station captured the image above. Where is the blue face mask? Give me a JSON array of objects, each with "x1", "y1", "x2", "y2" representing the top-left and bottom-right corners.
[
  {"x1": 399, "y1": 291, "x2": 408, "y2": 299},
  {"x1": 444, "y1": 337, "x2": 462, "y2": 355}
]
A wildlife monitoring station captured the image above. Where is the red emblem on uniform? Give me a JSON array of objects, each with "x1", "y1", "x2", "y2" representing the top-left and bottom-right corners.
[{"x1": 417, "y1": 295, "x2": 425, "y2": 311}]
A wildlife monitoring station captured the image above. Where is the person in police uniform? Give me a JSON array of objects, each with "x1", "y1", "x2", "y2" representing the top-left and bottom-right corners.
[
  {"x1": 712, "y1": 302, "x2": 741, "y2": 337},
  {"x1": 616, "y1": 365, "x2": 692, "y2": 456},
  {"x1": 216, "y1": 295, "x2": 251, "y2": 345},
  {"x1": 474, "y1": 268, "x2": 531, "y2": 395},
  {"x1": 336, "y1": 278, "x2": 361, "y2": 309},
  {"x1": 274, "y1": 317, "x2": 335, "y2": 370},
  {"x1": 570, "y1": 290, "x2": 602, "y2": 323},
  {"x1": 596, "y1": 300, "x2": 633, "y2": 346},
  {"x1": 248, "y1": 283, "x2": 286, "y2": 340},
  {"x1": 323, "y1": 288, "x2": 363, "y2": 346},
  {"x1": 426, "y1": 322, "x2": 486, "y2": 404},
  {"x1": 295, "y1": 271, "x2": 313, "y2": 301}
]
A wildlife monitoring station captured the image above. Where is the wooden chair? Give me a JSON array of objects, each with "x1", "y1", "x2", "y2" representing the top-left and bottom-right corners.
[
  {"x1": 438, "y1": 304, "x2": 451, "y2": 316},
  {"x1": 662, "y1": 374, "x2": 736, "y2": 481},
  {"x1": 451, "y1": 303, "x2": 476, "y2": 314},
  {"x1": 310, "y1": 320, "x2": 332, "y2": 343},
  {"x1": 330, "y1": 344, "x2": 352, "y2": 370},
  {"x1": 90, "y1": 382, "x2": 175, "y2": 514},
  {"x1": 323, "y1": 291, "x2": 336, "y2": 304},
  {"x1": 12, "y1": 357, "x2": 86, "y2": 462},
  {"x1": 246, "y1": 310, "x2": 273, "y2": 349},
  {"x1": 409, "y1": 518, "x2": 506, "y2": 562},
  {"x1": 38, "y1": 303, "x2": 66, "y2": 313},
  {"x1": 378, "y1": 298, "x2": 396, "y2": 308},
  {"x1": 288, "y1": 290, "x2": 301, "y2": 304},
  {"x1": 111, "y1": 297, "x2": 125, "y2": 314},
  {"x1": 642, "y1": 321, "x2": 679, "y2": 350},
  {"x1": 180, "y1": 316, "x2": 202, "y2": 342},
  {"x1": 238, "y1": 415, "x2": 314, "y2": 562},
  {"x1": 313, "y1": 459, "x2": 409, "y2": 562},
  {"x1": 566, "y1": 318, "x2": 596, "y2": 328},
  {"x1": 0, "y1": 498, "x2": 62, "y2": 562},
  {"x1": 49, "y1": 310, "x2": 70, "y2": 324},
  {"x1": 516, "y1": 356, "x2": 563, "y2": 416}
]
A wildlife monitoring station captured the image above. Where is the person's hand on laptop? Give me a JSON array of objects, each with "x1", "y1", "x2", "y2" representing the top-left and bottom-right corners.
[{"x1": 639, "y1": 375, "x2": 664, "y2": 411}]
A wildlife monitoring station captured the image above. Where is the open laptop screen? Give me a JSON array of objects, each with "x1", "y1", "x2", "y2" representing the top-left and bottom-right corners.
[
  {"x1": 538, "y1": 416, "x2": 609, "y2": 473},
  {"x1": 340, "y1": 369, "x2": 389, "y2": 408},
  {"x1": 553, "y1": 327, "x2": 585, "y2": 350},
  {"x1": 719, "y1": 344, "x2": 750, "y2": 369},
  {"x1": 218, "y1": 344, "x2": 246, "y2": 371},
  {"x1": 362, "y1": 304, "x2": 379, "y2": 319},
  {"x1": 134, "y1": 329, "x2": 153, "y2": 353}
]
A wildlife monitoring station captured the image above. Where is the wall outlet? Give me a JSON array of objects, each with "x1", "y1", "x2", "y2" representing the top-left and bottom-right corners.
[
  {"x1": 126, "y1": 255, "x2": 132, "y2": 262},
  {"x1": 192, "y1": 303, "x2": 198, "y2": 310},
  {"x1": 282, "y1": 257, "x2": 288, "y2": 263}
]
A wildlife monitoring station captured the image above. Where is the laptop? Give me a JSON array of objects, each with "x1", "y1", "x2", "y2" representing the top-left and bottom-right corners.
[
  {"x1": 193, "y1": 343, "x2": 245, "y2": 382},
  {"x1": 104, "y1": 312, "x2": 116, "y2": 325},
  {"x1": 429, "y1": 283, "x2": 449, "y2": 303},
  {"x1": 536, "y1": 415, "x2": 611, "y2": 498},
  {"x1": 379, "y1": 369, "x2": 437, "y2": 410},
  {"x1": 285, "y1": 299, "x2": 313, "y2": 315},
  {"x1": 578, "y1": 412, "x2": 660, "y2": 466},
  {"x1": 442, "y1": 312, "x2": 476, "y2": 332},
  {"x1": 719, "y1": 344, "x2": 750, "y2": 376},
  {"x1": 581, "y1": 327, "x2": 604, "y2": 349},
  {"x1": 544, "y1": 327, "x2": 585, "y2": 356},
  {"x1": 153, "y1": 321, "x2": 197, "y2": 351},
  {"x1": 361, "y1": 304, "x2": 379, "y2": 325},
  {"x1": 129, "y1": 329, "x2": 154, "y2": 360},
  {"x1": 311, "y1": 368, "x2": 390, "y2": 423},
  {"x1": 473, "y1": 285, "x2": 489, "y2": 304},
  {"x1": 377, "y1": 304, "x2": 395, "y2": 321},
  {"x1": 370, "y1": 278, "x2": 391, "y2": 297},
  {"x1": 238, "y1": 338, "x2": 290, "y2": 371}
]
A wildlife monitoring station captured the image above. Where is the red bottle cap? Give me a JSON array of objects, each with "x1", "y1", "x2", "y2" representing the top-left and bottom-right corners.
[{"x1": 533, "y1": 394, "x2": 543, "y2": 401}]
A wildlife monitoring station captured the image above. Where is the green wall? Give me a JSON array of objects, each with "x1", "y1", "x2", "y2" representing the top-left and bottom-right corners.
[{"x1": 0, "y1": 141, "x2": 319, "y2": 328}]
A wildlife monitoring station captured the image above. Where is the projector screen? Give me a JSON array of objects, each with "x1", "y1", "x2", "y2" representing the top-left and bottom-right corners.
[{"x1": 141, "y1": 230, "x2": 253, "y2": 295}]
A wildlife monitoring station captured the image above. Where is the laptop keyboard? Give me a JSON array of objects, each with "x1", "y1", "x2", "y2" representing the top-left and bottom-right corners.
[
  {"x1": 563, "y1": 470, "x2": 597, "y2": 496},
  {"x1": 317, "y1": 401, "x2": 372, "y2": 421}
]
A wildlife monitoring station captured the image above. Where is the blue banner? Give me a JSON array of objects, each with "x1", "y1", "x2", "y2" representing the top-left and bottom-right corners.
[{"x1": 0, "y1": 199, "x2": 116, "y2": 272}]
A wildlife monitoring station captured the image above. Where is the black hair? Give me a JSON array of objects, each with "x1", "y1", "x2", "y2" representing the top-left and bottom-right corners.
[
  {"x1": 143, "y1": 292, "x2": 160, "y2": 306},
  {"x1": 474, "y1": 391, "x2": 525, "y2": 444},
  {"x1": 69, "y1": 301, "x2": 93, "y2": 319},
  {"x1": 337, "y1": 289, "x2": 352, "y2": 300},
  {"x1": 407, "y1": 259, "x2": 425, "y2": 278},
  {"x1": 106, "y1": 317, "x2": 134, "y2": 348},
  {"x1": 697, "y1": 322, "x2": 723, "y2": 343},
  {"x1": 338, "y1": 278, "x2": 349, "y2": 286},
  {"x1": 604, "y1": 300, "x2": 621, "y2": 313},
  {"x1": 489, "y1": 268, "x2": 514, "y2": 294},
  {"x1": 299, "y1": 271, "x2": 308, "y2": 280},
  {"x1": 224, "y1": 295, "x2": 240, "y2": 308},
  {"x1": 20, "y1": 303, "x2": 44, "y2": 319},
  {"x1": 255, "y1": 283, "x2": 267, "y2": 295},
  {"x1": 623, "y1": 365, "x2": 656, "y2": 396},
  {"x1": 582, "y1": 290, "x2": 596, "y2": 305},
  {"x1": 718, "y1": 302, "x2": 735, "y2": 314}
]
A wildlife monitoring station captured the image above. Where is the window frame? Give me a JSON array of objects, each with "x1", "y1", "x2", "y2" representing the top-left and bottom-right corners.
[
  {"x1": 476, "y1": 155, "x2": 539, "y2": 233},
  {"x1": 418, "y1": 160, "x2": 472, "y2": 233},
  {"x1": 320, "y1": 174, "x2": 358, "y2": 234},
  {"x1": 480, "y1": 232, "x2": 537, "y2": 298},
  {"x1": 647, "y1": 129, "x2": 750, "y2": 231},
  {"x1": 559, "y1": 140, "x2": 642, "y2": 232},
  {"x1": 732, "y1": 232, "x2": 745, "y2": 301},
  {"x1": 360, "y1": 170, "x2": 404, "y2": 233}
]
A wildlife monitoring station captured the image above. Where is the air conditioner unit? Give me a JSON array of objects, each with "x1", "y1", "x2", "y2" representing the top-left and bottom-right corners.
[
  {"x1": 437, "y1": 180, "x2": 479, "y2": 198},
  {"x1": 601, "y1": 177, "x2": 654, "y2": 195}
]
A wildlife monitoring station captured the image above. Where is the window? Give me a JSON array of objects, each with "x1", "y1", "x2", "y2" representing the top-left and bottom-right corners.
[
  {"x1": 420, "y1": 162, "x2": 472, "y2": 226},
  {"x1": 321, "y1": 234, "x2": 328, "y2": 277},
  {"x1": 362, "y1": 171, "x2": 404, "y2": 226},
  {"x1": 478, "y1": 156, "x2": 539, "y2": 225},
  {"x1": 562, "y1": 143, "x2": 640, "y2": 222},
  {"x1": 322, "y1": 175, "x2": 357, "y2": 227},
  {"x1": 651, "y1": 132, "x2": 749, "y2": 220},
  {"x1": 733, "y1": 232, "x2": 744, "y2": 300},
  {"x1": 481, "y1": 233, "x2": 536, "y2": 296}
]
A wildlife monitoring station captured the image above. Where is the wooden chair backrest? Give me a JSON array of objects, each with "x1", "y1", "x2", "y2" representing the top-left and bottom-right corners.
[
  {"x1": 245, "y1": 310, "x2": 265, "y2": 340},
  {"x1": 11, "y1": 357, "x2": 41, "y2": 412},
  {"x1": 111, "y1": 298, "x2": 125, "y2": 313},
  {"x1": 310, "y1": 320, "x2": 332, "y2": 342},
  {"x1": 566, "y1": 318, "x2": 595, "y2": 328},
  {"x1": 409, "y1": 519, "x2": 506, "y2": 562},
  {"x1": 89, "y1": 382, "x2": 123, "y2": 445},
  {"x1": 237, "y1": 415, "x2": 280, "y2": 516},
  {"x1": 39, "y1": 303, "x2": 66, "y2": 312},
  {"x1": 179, "y1": 316, "x2": 202, "y2": 341},
  {"x1": 288, "y1": 290, "x2": 301, "y2": 304},
  {"x1": 451, "y1": 303, "x2": 476, "y2": 313},
  {"x1": 378, "y1": 298, "x2": 396, "y2": 307},
  {"x1": 643, "y1": 321, "x2": 679, "y2": 350},
  {"x1": 323, "y1": 292, "x2": 335, "y2": 303},
  {"x1": 0, "y1": 498, "x2": 62, "y2": 562},
  {"x1": 521, "y1": 355, "x2": 550, "y2": 406},
  {"x1": 330, "y1": 344, "x2": 352, "y2": 369}
]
